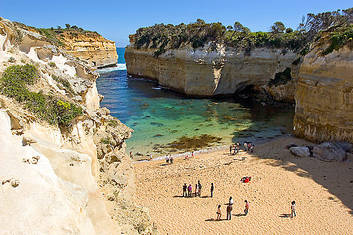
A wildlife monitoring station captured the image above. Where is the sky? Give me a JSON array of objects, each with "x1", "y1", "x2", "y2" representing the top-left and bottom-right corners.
[{"x1": 0, "y1": 0, "x2": 352, "y2": 47}]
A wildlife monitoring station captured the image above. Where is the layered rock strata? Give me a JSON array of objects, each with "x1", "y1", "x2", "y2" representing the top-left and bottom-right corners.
[
  {"x1": 125, "y1": 45, "x2": 300, "y2": 102},
  {"x1": 294, "y1": 40, "x2": 353, "y2": 143},
  {"x1": 59, "y1": 31, "x2": 118, "y2": 68},
  {"x1": 0, "y1": 18, "x2": 152, "y2": 234}
]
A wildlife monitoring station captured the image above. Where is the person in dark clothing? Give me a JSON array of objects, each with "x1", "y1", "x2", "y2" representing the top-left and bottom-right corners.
[
  {"x1": 244, "y1": 200, "x2": 249, "y2": 215},
  {"x1": 226, "y1": 204, "x2": 233, "y2": 220},
  {"x1": 182, "y1": 183, "x2": 187, "y2": 197},
  {"x1": 210, "y1": 183, "x2": 214, "y2": 198},
  {"x1": 198, "y1": 180, "x2": 202, "y2": 197}
]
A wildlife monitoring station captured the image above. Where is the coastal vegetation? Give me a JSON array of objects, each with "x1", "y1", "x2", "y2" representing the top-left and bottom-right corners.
[
  {"x1": 131, "y1": 8, "x2": 353, "y2": 57},
  {"x1": 0, "y1": 64, "x2": 82, "y2": 127}
]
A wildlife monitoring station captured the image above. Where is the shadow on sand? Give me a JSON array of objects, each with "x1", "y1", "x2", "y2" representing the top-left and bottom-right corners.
[
  {"x1": 248, "y1": 136, "x2": 353, "y2": 216},
  {"x1": 279, "y1": 214, "x2": 291, "y2": 218},
  {"x1": 205, "y1": 218, "x2": 227, "y2": 222}
]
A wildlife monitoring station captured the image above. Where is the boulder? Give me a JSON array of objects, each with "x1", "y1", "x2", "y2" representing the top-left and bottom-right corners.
[
  {"x1": 313, "y1": 142, "x2": 346, "y2": 162},
  {"x1": 289, "y1": 146, "x2": 311, "y2": 158}
]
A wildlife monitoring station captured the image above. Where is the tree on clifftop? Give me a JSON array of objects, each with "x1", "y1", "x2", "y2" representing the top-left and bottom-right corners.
[
  {"x1": 65, "y1": 24, "x2": 70, "y2": 29},
  {"x1": 233, "y1": 21, "x2": 250, "y2": 33},
  {"x1": 271, "y1": 21, "x2": 286, "y2": 33}
]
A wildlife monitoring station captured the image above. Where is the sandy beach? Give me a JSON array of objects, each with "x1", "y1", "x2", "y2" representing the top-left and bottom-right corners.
[{"x1": 134, "y1": 136, "x2": 353, "y2": 234}]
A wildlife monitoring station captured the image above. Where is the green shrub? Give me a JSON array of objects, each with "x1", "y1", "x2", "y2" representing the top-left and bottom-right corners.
[
  {"x1": 52, "y1": 75, "x2": 75, "y2": 95},
  {"x1": 0, "y1": 65, "x2": 82, "y2": 127},
  {"x1": 48, "y1": 62, "x2": 56, "y2": 68},
  {"x1": 55, "y1": 100, "x2": 83, "y2": 126},
  {"x1": 37, "y1": 28, "x2": 65, "y2": 46},
  {"x1": 100, "y1": 137, "x2": 113, "y2": 145},
  {"x1": 323, "y1": 25, "x2": 353, "y2": 55}
]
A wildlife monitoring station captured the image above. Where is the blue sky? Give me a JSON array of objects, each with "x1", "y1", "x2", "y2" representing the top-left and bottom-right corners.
[{"x1": 0, "y1": 0, "x2": 351, "y2": 47}]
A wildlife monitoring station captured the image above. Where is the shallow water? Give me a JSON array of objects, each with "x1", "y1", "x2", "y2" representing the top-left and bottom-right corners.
[{"x1": 96, "y1": 48, "x2": 294, "y2": 158}]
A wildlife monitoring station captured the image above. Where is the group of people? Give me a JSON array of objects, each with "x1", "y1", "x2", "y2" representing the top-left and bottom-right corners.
[
  {"x1": 229, "y1": 141, "x2": 255, "y2": 155},
  {"x1": 165, "y1": 155, "x2": 174, "y2": 164},
  {"x1": 217, "y1": 197, "x2": 250, "y2": 221},
  {"x1": 182, "y1": 180, "x2": 204, "y2": 197}
]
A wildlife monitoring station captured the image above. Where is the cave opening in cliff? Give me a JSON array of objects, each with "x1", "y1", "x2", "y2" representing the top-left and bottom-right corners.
[
  {"x1": 268, "y1": 67, "x2": 292, "y2": 86},
  {"x1": 233, "y1": 83, "x2": 259, "y2": 100}
]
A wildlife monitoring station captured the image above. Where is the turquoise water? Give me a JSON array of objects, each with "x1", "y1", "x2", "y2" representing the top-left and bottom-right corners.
[{"x1": 97, "y1": 48, "x2": 294, "y2": 157}]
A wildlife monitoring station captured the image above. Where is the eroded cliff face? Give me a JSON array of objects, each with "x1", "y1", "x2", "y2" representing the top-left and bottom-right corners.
[
  {"x1": 58, "y1": 31, "x2": 118, "y2": 68},
  {"x1": 125, "y1": 45, "x2": 300, "y2": 102},
  {"x1": 294, "y1": 40, "x2": 353, "y2": 143},
  {"x1": 0, "y1": 18, "x2": 152, "y2": 234}
]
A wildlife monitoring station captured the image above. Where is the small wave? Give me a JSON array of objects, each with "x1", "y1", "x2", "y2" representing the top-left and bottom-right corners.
[{"x1": 97, "y1": 63, "x2": 126, "y2": 73}]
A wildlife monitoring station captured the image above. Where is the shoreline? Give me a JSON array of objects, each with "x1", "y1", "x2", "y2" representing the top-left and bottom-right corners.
[{"x1": 133, "y1": 133, "x2": 292, "y2": 163}]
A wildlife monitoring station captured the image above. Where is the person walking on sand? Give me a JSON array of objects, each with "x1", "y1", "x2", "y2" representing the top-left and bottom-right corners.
[
  {"x1": 198, "y1": 180, "x2": 202, "y2": 197},
  {"x1": 210, "y1": 183, "x2": 214, "y2": 198},
  {"x1": 226, "y1": 204, "x2": 233, "y2": 220},
  {"x1": 195, "y1": 183, "x2": 199, "y2": 197},
  {"x1": 183, "y1": 183, "x2": 187, "y2": 197},
  {"x1": 170, "y1": 156, "x2": 174, "y2": 164},
  {"x1": 229, "y1": 196, "x2": 234, "y2": 206},
  {"x1": 188, "y1": 184, "x2": 192, "y2": 197},
  {"x1": 229, "y1": 144, "x2": 233, "y2": 155},
  {"x1": 244, "y1": 200, "x2": 249, "y2": 215},
  {"x1": 216, "y1": 205, "x2": 222, "y2": 220},
  {"x1": 291, "y1": 201, "x2": 296, "y2": 218}
]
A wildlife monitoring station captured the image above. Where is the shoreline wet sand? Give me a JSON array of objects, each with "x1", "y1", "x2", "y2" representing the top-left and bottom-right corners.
[{"x1": 134, "y1": 136, "x2": 353, "y2": 234}]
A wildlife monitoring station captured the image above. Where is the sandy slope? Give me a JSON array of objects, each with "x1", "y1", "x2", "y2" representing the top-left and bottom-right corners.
[{"x1": 134, "y1": 136, "x2": 353, "y2": 234}]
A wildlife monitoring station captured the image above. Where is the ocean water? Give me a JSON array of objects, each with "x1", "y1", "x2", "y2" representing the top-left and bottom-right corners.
[{"x1": 96, "y1": 48, "x2": 294, "y2": 158}]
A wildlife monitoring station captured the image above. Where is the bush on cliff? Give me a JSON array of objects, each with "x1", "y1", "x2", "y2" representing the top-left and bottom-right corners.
[
  {"x1": 0, "y1": 65, "x2": 82, "y2": 127},
  {"x1": 323, "y1": 25, "x2": 353, "y2": 55},
  {"x1": 131, "y1": 7, "x2": 353, "y2": 56}
]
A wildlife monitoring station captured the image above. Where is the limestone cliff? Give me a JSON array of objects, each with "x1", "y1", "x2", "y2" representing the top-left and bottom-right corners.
[
  {"x1": 294, "y1": 34, "x2": 353, "y2": 143},
  {"x1": 0, "y1": 18, "x2": 152, "y2": 234},
  {"x1": 125, "y1": 44, "x2": 300, "y2": 103},
  {"x1": 58, "y1": 30, "x2": 118, "y2": 68}
]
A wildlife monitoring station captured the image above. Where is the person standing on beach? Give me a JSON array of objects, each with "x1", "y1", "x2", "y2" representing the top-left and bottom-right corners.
[
  {"x1": 183, "y1": 183, "x2": 187, "y2": 197},
  {"x1": 229, "y1": 145, "x2": 233, "y2": 155},
  {"x1": 291, "y1": 201, "x2": 296, "y2": 218},
  {"x1": 210, "y1": 183, "x2": 214, "y2": 198},
  {"x1": 244, "y1": 200, "x2": 249, "y2": 215},
  {"x1": 188, "y1": 184, "x2": 192, "y2": 197},
  {"x1": 229, "y1": 196, "x2": 234, "y2": 206},
  {"x1": 226, "y1": 204, "x2": 233, "y2": 220},
  {"x1": 195, "y1": 183, "x2": 199, "y2": 197},
  {"x1": 198, "y1": 180, "x2": 202, "y2": 197},
  {"x1": 216, "y1": 205, "x2": 222, "y2": 220}
]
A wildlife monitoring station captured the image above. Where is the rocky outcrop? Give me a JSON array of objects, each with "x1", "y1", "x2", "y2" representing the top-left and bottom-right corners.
[
  {"x1": 294, "y1": 38, "x2": 353, "y2": 143},
  {"x1": 58, "y1": 31, "x2": 118, "y2": 68},
  {"x1": 0, "y1": 18, "x2": 152, "y2": 234},
  {"x1": 125, "y1": 44, "x2": 300, "y2": 102}
]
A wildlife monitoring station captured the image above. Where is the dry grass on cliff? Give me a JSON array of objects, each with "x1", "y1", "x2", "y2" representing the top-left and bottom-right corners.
[{"x1": 134, "y1": 136, "x2": 353, "y2": 234}]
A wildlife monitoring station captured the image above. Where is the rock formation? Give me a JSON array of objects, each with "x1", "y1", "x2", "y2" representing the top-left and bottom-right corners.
[
  {"x1": 294, "y1": 33, "x2": 353, "y2": 143},
  {"x1": 0, "y1": 18, "x2": 152, "y2": 234},
  {"x1": 58, "y1": 30, "x2": 118, "y2": 68},
  {"x1": 125, "y1": 45, "x2": 300, "y2": 102}
]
